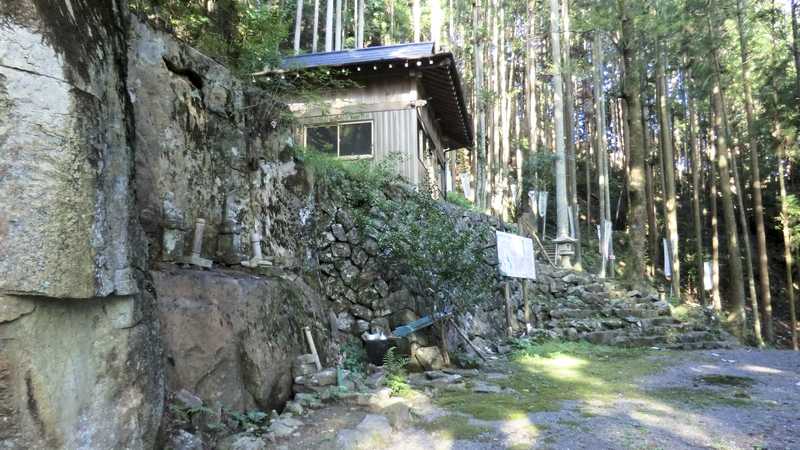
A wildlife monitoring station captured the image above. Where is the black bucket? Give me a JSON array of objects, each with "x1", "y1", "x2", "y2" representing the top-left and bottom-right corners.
[{"x1": 364, "y1": 338, "x2": 390, "y2": 366}]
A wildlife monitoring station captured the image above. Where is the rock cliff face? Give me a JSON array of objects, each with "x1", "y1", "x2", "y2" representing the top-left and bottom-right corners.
[
  {"x1": 0, "y1": 2, "x2": 163, "y2": 449},
  {"x1": 152, "y1": 268, "x2": 330, "y2": 413}
]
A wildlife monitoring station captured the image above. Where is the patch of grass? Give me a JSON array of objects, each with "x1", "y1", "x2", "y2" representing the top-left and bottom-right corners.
[
  {"x1": 697, "y1": 374, "x2": 756, "y2": 387},
  {"x1": 648, "y1": 387, "x2": 755, "y2": 408},
  {"x1": 507, "y1": 444, "x2": 531, "y2": 450},
  {"x1": 422, "y1": 414, "x2": 492, "y2": 441},
  {"x1": 435, "y1": 342, "x2": 671, "y2": 420}
]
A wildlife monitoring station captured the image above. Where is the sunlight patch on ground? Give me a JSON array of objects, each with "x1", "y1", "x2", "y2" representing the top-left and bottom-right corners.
[{"x1": 739, "y1": 364, "x2": 784, "y2": 375}]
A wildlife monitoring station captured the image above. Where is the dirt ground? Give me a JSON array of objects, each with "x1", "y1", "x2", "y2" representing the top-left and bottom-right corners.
[{"x1": 274, "y1": 347, "x2": 800, "y2": 450}]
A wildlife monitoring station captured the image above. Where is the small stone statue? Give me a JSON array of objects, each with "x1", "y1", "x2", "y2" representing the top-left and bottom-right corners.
[
  {"x1": 241, "y1": 232, "x2": 273, "y2": 268},
  {"x1": 178, "y1": 218, "x2": 213, "y2": 268}
]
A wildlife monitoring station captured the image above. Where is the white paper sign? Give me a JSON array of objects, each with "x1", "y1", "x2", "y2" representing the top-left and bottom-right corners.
[{"x1": 496, "y1": 231, "x2": 537, "y2": 280}]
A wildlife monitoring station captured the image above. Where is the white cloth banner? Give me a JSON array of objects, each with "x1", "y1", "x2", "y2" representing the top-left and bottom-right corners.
[
  {"x1": 528, "y1": 190, "x2": 538, "y2": 216},
  {"x1": 703, "y1": 261, "x2": 713, "y2": 291},
  {"x1": 538, "y1": 192, "x2": 548, "y2": 218},
  {"x1": 460, "y1": 172, "x2": 472, "y2": 199},
  {"x1": 567, "y1": 208, "x2": 575, "y2": 238},
  {"x1": 663, "y1": 238, "x2": 672, "y2": 278},
  {"x1": 496, "y1": 231, "x2": 537, "y2": 280},
  {"x1": 446, "y1": 167, "x2": 453, "y2": 193}
]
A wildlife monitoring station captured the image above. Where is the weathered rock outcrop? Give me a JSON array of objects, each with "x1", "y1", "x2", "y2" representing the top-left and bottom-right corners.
[
  {"x1": 0, "y1": 2, "x2": 164, "y2": 449},
  {"x1": 0, "y1": 293, "x2": 163, "y2": 449},
  {"x1": 0, "y1": 0, "x2": 139, "y2": 299},
  {"x1": 128, "y1": 19, "x2": 312, "y2": 269},
  {"x1": 152, "y1": 267, "x2": 330, "y2": 413}
]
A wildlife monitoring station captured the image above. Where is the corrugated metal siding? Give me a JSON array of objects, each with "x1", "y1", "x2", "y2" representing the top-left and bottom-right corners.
[{"x1": 372, "y1": 109, "x2": 419, "y2": 185}]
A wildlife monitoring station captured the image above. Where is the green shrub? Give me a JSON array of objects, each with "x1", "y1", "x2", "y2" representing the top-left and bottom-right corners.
[{"x1": 383, "y1": 347, "x2": 411, "y2": 396}]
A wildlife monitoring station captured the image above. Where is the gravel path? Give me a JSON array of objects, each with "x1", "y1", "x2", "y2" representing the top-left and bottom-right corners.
[{"x1": 278, "y1": 349, "x2": 800, "y2": 450}]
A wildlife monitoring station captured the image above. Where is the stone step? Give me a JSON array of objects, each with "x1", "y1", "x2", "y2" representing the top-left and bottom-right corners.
[
  {"x1": 612, "y1": 307, "x2": 666, "y2": 319},
  {"x1": 579, "y1": 329, "x2": 720, "y2": 348}
]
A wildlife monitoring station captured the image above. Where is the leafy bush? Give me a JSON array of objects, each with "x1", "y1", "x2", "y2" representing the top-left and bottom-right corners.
[
  {"x1": 302, "y1": 148, "x2": 493, "y2": 318},
  {"x1": 372, "y1": 186, "x2": 493, "y2": 314}
]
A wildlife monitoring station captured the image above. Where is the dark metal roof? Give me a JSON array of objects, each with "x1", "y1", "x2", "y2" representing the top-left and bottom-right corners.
[
  {"x1": 280, "y1": 42, "x2": 436, "y2": 70},
  {"x1": 271, "y1": 43, "x2": 473, "y2": 149}
]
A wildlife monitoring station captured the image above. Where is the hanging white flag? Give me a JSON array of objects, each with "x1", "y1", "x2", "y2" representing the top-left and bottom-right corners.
[
  {"x1": 460, "y1": 172, "x2": 472, "y2": 199},
  {"x1": 703, "y1": 261, "x2": 713, "y2": 291},
  {"x1": 567, "y1": 208, "x2": 575, "y2": 238},
  {"x1": 663, "y1": 238, "x2": 672, "y2": 278},
  {"x1": 538, "y1": 192, "x2": 548, "y2": 218},
  {"x1": 596, "y1": 224, "x2": 602, "y2": 254},
  {"x1": 446, "y1": 167, "x2": 453, "y2": 193}
]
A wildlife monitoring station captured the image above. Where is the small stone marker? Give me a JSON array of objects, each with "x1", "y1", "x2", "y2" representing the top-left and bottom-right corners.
[
  {"x1": 178, "y1": 218, "x2": 213, "y2": 268},
  {"x1": 241, "y1": 232, "x2": 273, "y2": 268}
]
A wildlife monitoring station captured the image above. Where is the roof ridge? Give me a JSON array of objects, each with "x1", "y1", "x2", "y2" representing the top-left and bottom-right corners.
[{"x1": 284, "y1": 42, "x2": 435, "y2": 60}]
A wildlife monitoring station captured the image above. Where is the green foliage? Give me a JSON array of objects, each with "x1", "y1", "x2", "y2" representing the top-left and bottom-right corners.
[
  {"x1": 373, "y1": 186, "x2": 494, "y2": 313},
  {"x1": 302, "y1": 148, "x2": 492, "y2": 315},
  {"x1": 130, "y1": 0, "x2": 288, "y2": 74},
  {"x1": 299, "y1": 149, "x2": 403, "y2": 211},
  {"x1": 227, "y1": 409, "x2": 269, "y2": 431},
  {"x1": 383, "y1": 347, "x2": 411, "y2": 396},
  {"x1": 340, "y1": 338, "x2": 368, "y2": 375},
  {"x1": 780, "y1": 194, "x2": 800, "y2": 251},
  {"x1": 445, "y1": 191, "x2": 475, "y2": 210}
]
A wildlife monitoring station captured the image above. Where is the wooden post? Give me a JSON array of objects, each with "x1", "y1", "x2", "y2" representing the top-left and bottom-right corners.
[
  {"x1": 522, "y1": 280, "x2": 531, "y2": 331},
  {"x1": 303, "y1": 326, "x2": 322, "y2": 371},
  {"x1": 439, "y1": 322, "x2": 451, "y2": 366},
  {"x1": 504, "y1": 282, "x2": 513, "y2": 337}
]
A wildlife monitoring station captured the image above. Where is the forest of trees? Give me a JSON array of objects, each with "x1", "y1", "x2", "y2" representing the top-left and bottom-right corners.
[{"x1": 134, "y1": 0, "x2": 800, "y2": 349}]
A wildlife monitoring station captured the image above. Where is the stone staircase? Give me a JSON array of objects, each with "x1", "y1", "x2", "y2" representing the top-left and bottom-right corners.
[{"x1": 529, "y1": 267, "x2": 734, "y2": 350}]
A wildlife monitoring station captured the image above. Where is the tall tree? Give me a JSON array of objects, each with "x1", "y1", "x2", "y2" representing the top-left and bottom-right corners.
[
  {"x1": 656, "y1": 44, "x2": 681, "y2": 298},
  {"x1": 294, "y1": 0, "x2": 304, "y2": 54},
  {"x1": 413, "y1": 0, "x2": 422, "y2": 42},
  {"x1": 736, "y1": 0, "x2": 773, "y2": 342},
  {"x1": 709, "y1": 129, "x2": 722, "y2": 311},
  {"x1": 686, "y1": 66, "x2": 706, "y2": 305},
  {"x1": 776, "y1": 127, "x2": 799, "y2": 351},
  {"x1": 562, "y1": 0, "x2": 581, "y2": 268},
  {"x1": 335, "y1": 0, "x2": 342, "y2": 49},
  {"x1": 474, "y1": 0, "x2": 487, "y2": 209},
  {"x1": 619, "y1": 0, "x2": 647, "y2": 283},
  {"x1": 523, "y1": 0, "x2": 538, "y2": 201},
  {"x1": 550, "y1": 0, "x2": 570, "y2": 267},
  {"x1": 792, "y1": 0, "x2": 800, "y2": 100},
  {"x1": 593, "y1": 32, "x2": 612, "y2": 278},
  {"x1": 725, "y1": 116, "x2": 763, "y2": 344},
  {"x1": 312, "y1": 0, "x2": 320, "y2": 52},
  {"x1": 325, "y1": 0, "x2": 334, "y2": 51},
  {"x1": 431, "y1": 0, "x2": 443, "y2": 46},
  {"x1": 710, "y1": 32, "x2": 747, "y2": 337},
  {"x1": 357, "y1": 0, "x2": 365, "y2": 47}
]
